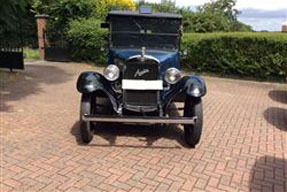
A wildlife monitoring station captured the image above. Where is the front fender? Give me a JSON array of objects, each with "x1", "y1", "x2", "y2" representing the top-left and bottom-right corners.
[
  {"x1": 77, "y1": 72, "x2": 107, "y2": 94},
  {"x1": 184, "y1": 75, "x2": 207, "y2": 98},
  {"x1": 76, "y1": 72, "x2": 119, "y2": 112},
  {"x1": 163, "y1": 75, "x2": 206, "y2": 106}
]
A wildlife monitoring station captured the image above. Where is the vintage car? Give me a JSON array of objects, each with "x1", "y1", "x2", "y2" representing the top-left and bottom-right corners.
[{"x1": 76, "y1": 9, "x2": 207, "y2": 147}]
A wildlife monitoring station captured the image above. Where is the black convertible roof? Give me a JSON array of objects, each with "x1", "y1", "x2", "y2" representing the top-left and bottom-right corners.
[{"x1": 108, "y1": 10, "x2": 182, "y2": 19}]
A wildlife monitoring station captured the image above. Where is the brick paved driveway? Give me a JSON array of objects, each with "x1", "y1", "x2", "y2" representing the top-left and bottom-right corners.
[{"x1": 1, "y1": 61, "x2": 286, "y2": 192}]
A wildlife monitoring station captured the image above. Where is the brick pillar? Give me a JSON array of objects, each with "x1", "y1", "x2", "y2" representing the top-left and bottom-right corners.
[
  {"x1": 282, "y1": 23, "x2": 287, "y2": 33},
  {"x1": 36, "y1": 15, "x2": 49, "y2": 60}
]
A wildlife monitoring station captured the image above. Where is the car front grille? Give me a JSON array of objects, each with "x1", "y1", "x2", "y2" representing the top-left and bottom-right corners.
[
  {"x1": 124, "y1": 90, "x2": 158, "y2": 106},
  {"x1": 123, "y1": 61, "x2": 159, "y2": 108}
]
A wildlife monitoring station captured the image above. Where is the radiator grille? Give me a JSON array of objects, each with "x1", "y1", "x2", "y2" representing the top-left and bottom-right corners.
[
  {"x1": 124, "y1": 90, "x2": 158, "y2": 106},
  {"x1": 123, "y1": 61, "x2": 159, "y2": 107}
]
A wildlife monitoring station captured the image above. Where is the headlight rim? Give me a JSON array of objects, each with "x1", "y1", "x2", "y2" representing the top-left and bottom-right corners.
[
  {"x1": 103, "y1": 64, "x2": 120, "y2": 81},
  {"x1": 165, "y1": 67, "x2": 182, "y2": 85}
]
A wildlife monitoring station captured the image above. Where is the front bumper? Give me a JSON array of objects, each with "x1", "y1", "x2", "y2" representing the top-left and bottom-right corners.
[{"x1": 83, "y1": 115, "x2": 197, "y2": 125}]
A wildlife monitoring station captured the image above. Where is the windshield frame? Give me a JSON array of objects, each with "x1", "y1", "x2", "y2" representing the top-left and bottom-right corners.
[{"x1": 108, "y1": 15, "x2": 182, "y2": 51}]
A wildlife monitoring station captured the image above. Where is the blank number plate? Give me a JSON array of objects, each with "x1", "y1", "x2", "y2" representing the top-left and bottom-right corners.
[{"x1": 122, "y1": 80, "x2": 163, "y2": 90}]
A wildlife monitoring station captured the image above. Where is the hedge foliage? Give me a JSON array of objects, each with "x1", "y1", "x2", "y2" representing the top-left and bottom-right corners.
[
  {"x1": 66, "y1": 31, "x2": 287, "y2": 80},
  {"x1": 66, "y1": 18, "x2": 108, "y2": 63},
  {"x1": 182, "y1": 33, "x2": 287, "y2": 80}
]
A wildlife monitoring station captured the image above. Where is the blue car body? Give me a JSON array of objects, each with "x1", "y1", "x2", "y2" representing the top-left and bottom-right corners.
[
  {"x1": 77, "y1": 48, "x2": 207, "y2": 113},
  {"x1": 77, "y1": 11, "x2": 207, "y2": 114},
  {"x1": 76, "y1": 10, "x2": 207, "y2": 147},
  {"x1": 108, "y1": 49, "x2": 180, "y2": 78}
]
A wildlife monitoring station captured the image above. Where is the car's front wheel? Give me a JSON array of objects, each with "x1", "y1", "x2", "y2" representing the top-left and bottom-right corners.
[
  {"x1": 184, "y1": 96, "x2": 203, "y2": 148},
  {"x1": 80, "y1": 94, "x2": 96, "y2": 144}
]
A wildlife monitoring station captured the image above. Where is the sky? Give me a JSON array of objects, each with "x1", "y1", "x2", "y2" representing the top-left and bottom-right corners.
[
  {"x1": 144, "y1": 0, "x2": 287, "y2": 31},
  {"x1": 145, "y1": 0, "x2": 287, "y2": 10}
]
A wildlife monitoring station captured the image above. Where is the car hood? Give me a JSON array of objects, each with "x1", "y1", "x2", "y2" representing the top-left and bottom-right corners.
[{"x1": 108, "y1": 49, "x2": 180, "y2": 75}]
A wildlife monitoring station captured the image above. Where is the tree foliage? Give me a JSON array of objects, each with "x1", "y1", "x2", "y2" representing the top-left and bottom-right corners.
[
  {"x1": 137, "y1": 0, "x2": 176, "y2": 13},
  {"x1": 43, "y1": 0, "x2": 96, "y2": 41},
  {"x1": 0, "y1": 0, "x2": 37, "y2": 46},
  {"x1": 66, "y1": 18, "x2": 108, "y2": 63},
  {"x1": 32, "y1": 0, "x2": 136, "y2": 17},
  {"x1": 32, "y1": 0, "x2": 57, "y2": 15},
  {"x1": 201, "y1": 0, "x2": 238, "y2": 21},
  {"x1": 95, "y1": 0, "x2": 136, "y2": 19},
  {"x1": 0, "y1": 0, "x2": 27, "y2": 33},
  {"x1": 187, "y1": 0, "x2": 252, "y2": 32},
  {"x1": 136, "y1": 0, "x2": 252, "y2": 33},
  {"x1": 33, "y1": 0, "x2": 136, "y2": 39}
]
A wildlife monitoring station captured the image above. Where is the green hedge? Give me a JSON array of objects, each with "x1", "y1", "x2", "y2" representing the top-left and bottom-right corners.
[
  {"x1": 66, "y1": 27, "x2": 287, "y2": 80},
  {"x1": 66, "y1": 18, "x2": 108, "y2": 63},
  {"x1": 182, "y1": 32, "x2": 287, "y2": 80}
]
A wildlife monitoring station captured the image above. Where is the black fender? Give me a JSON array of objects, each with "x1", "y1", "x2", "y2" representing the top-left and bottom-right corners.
[
  {"x1": 76, "y1": 72, "x2": 119, "y2": 112},
  {"x1": 163, "y1": 75, "x2": 206, "y2": 107},
  {"x1": 183, "y1": 75, "x2": 207, "y2": 98}
]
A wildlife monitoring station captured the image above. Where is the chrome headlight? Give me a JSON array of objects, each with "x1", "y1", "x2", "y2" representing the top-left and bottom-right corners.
[
  {"x1": 103, "y1": 65, "x2": 120, "y2": 81},
  {"x1": 165, "y1": 68, "x2": 182, "y2": 84}
]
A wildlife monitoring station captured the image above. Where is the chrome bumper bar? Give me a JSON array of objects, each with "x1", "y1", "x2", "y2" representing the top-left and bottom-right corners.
[{"x1": 83, "y1": 115, "x2": 197, "y2": 125}]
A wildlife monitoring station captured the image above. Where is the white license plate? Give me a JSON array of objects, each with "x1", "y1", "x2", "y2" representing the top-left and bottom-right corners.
[{"x1": 122, "y1": 80, "x2": 163, "y2": 90}]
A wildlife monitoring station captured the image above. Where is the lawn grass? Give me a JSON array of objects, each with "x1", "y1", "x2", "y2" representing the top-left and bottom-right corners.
[{"x1": 23, "y1": 48, "x2": 40, "y2": 61}]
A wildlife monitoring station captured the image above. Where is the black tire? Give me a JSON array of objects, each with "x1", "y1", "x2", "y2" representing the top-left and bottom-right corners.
[
  {"x1": 184, "y1": 96, "x2": 203, "y2": 148},
  {"x1": 80, "y1": 94, "x2": 96, "y2": 144}
]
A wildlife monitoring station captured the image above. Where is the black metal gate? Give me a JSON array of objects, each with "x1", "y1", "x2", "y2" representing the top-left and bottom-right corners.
[
  {"x1": 43, "y1": 28, "x2": 71, "y2": 62},
  {"x1": 0, "y1": 38, "x2": 24, "y2": 71},
  {"x1": 0, "y1": 12, "x2": 24, "y2": 71}
]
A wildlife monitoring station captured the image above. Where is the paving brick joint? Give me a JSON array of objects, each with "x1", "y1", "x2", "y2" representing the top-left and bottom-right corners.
[{"x1": 0, "y1": 62, "x2": 286, "y2": 192}]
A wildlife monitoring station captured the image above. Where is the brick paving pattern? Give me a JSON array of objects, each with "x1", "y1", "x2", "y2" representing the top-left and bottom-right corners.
[{"x1": 0, "y1": 61, "x2": 286, "y2": 192}]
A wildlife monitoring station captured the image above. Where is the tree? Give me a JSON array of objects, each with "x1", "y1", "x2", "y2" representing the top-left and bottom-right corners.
[
  {"x1": 183, "y1": 0, "x2": 252, "y2": 32},
  {"x1": 32, "y1": 0, "x2": 58, "y2": 14},
  {"x1": 0, "y1": 0, "x2": 27, "y2": 33},
  {"x1": 0, "y1": 0, "x2": 38, "y2": 47},
  {"x1": 95, "y1": 0, "x2": 136, "y2": 19},
  {"x1": 137, "y1": 0, "x2": 176, "y2": 13},
  {"x1": 135, "y1": 0, "x2": 251, "y2": 32},
  {"x1": 35, "y1": 0, "x2": 136, "y2": 43},
  {"x1": 200, "y1": 0, "x2": 239, "y2": 21}
]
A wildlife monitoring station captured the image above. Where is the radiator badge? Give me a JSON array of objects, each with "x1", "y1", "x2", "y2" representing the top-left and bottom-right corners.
[{"x1": 134, "y1": 69, "x2": 150, "y2": 78}]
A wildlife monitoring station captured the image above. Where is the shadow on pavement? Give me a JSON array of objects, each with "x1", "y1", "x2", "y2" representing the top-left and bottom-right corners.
[
  {"x1": 249, "y1": 156, "x2": 287, "y2": 192},
  {"x1": 269, "y1": 90, "x2": 287, "y2": 104},
  {"x1": 70, "y1": 121, "x2": 187, "y2": 149},
  {"x1": 263, "y1": 107, "x2": 287, "y2": 131},
  {"x1": 0, "y1": 64, "x2": 71, "y2": 112}
]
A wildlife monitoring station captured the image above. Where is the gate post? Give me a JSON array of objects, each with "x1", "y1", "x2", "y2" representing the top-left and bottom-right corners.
[
  {"x1": 283, "y1": 22, "x2": 287, "y2": 33},
  {"x1": 36, "y1": 15, "x2": 49, "y2": 60}
]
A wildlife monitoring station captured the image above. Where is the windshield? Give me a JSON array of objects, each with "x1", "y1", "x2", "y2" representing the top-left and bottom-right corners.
[{"x1": 110, "y1": 16, "x2": 181, "y2": 50}]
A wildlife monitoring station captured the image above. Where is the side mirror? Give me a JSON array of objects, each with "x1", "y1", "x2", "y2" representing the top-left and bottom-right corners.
[{"x1": 101, "y1": 23, "x2": 109, "y2": 28}]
